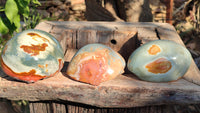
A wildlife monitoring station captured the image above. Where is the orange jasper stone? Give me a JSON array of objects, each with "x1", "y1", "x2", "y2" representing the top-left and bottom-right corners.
[
  {"x1": 67, "y1": 43, "x2": 125, "y2": 85},
  {"x1": 148, "y1": 45, "x2": 161, "y2": 55},
  {"x1": 145, "y1": 58, "x2": 172, "y2": 74}
]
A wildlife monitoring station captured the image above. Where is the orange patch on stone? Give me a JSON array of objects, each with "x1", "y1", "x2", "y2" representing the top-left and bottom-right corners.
[
  {"x1": 2, "y1": 45, "x2": 8, "y2": 55},
  {"x1": 68, "y1": 52, "x2": 110, "y2": 86},
  {"x1": 27, "y1": 33, "x2": 49, "y2": 42},
  {"x1": 148, "y1": 45, "x2": 161, "y2": 55},
  {"x1": 45, "y1": 64, "x2": 48, "y2": 72},
  {"x1": 38, "y1": 64, "x2": 48, "y2": 72},
  {"x1": 1, "y1": 58, "x2": 63, "y2": 82},
  {"x1": 145, "y1": 58, "x2": 172, "y2": 74},
  {"x1": 38, "y1": 64, "x2": 44, "y2": 68},
  {"x1": 20, "y1": 43, "x2": 48, "y2": 56},
  {"x1": 1, "y1": 58, "x2": 45, "y2": 82}
]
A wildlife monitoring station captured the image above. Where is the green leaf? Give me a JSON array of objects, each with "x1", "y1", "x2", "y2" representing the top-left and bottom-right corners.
[
  {"x1": 0, "y1": 6, "x2": 4, "y2": 11},
  {"x1": 0, "y1": 17, "x2": 9, "y2": 34},
  {"x1": 5, "y1": 0, "x2": 19, "y2": 24},
  {"x1": 26, "y1": 0, "x2": 31, "y2": 5},
  {"x1": 23, "y1": 7, "x2": 30, "y2": 18},
  {"x1": 13, "y1": 14, "x2": 21, "y2": 32},
  {"x1": 2, "y1": 15, "x2": 17, "y2": 35},
  {"x1": 20, "y1": 6, "x2": 30, "y2": 18},
  {"x1": 0, "y1": 9, "x2": 4, "y2": 12},
  {"x1": 15, "y1": 0, "x2": 30, "y2": 18},
  {"x1": 32, "y1": 0, "x2": 41, "y2": 6},
  {"x1": 18, "y1": 0, "x2": 30, "y2": 6}
]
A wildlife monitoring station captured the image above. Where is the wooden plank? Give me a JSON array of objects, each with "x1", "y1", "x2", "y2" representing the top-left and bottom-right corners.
[
  {"x1": 29, "y1": 102, "x2": 51, "y2": 113},
  {"x1": 57, "y1": 29, "x2": 77, "y2": 53},
  {"x1": 0, "y1": 21, "x2": 200, "y2": 108},
  {"x1": 113, "y1": 30, "x2": 137, "y2": 61},
  {"x1": 28, "y1": 102, "x2": 200, "y2": 113},
  {"x1": 52, "y1": 102, "x2": 67, "y2": 113},
  {"x1": 77, "y1": 29, "x2": 97, "y2": 49},
  {"x1": 67, "y1": 104, "x2": 76, "y2": 113},
  {"x1": 157, "y1": 23, "x2": 200, "y2": 86},
  {"x1": 43, "y1": 21, "x2": 162, "y2": 29},
  {"x1": 137, "y1": 27, "x2": 159, "y2": 44},
  {"x1": 34, "y1": 21, "x2": 53, "y2": 33},
  {"x1": 1, "y1": 70, "x2": 200, "y2": 108}
]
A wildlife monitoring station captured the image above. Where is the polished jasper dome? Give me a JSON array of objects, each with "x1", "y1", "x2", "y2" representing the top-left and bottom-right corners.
[
  {"x1": 67, "y1": 43, "x2": 125, "y2": 85},
  {"x1": 1, "y1": 29, "x2": 64, "y2": 82},
  {"x1": 127, "y1": 40, "x2": 192, "y2": 82}
]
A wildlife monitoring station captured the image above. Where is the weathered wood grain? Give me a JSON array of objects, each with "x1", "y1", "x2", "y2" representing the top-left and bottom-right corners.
[
  {"x1": 52, "y1": 102, "x2": 67, "y2": 113},
  {"x1": 29, "y1": 101, "x2": 178, "y2": 113},
  {"x1": 137, "y1": 27, "x2": 158, "y2": 44},
  {"x1": 0, "y1": 21, "x2": 200, "y2": 108},
  {"x1": 29, "y1": 102, "x2": 51, "y2": 113},
  {"x1": 27, "y1": 101, "x2": 200, "y2": 113}
]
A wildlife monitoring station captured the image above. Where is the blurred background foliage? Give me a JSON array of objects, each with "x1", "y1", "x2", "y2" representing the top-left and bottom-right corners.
[{"x1": 0, "y1": 0, "x2": 41, "y2": 35}]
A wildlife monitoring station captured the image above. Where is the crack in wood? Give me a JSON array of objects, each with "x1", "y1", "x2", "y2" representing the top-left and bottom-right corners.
[{"x1": 155, "y1": 28, "x2": 161, "y2": 40}]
